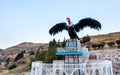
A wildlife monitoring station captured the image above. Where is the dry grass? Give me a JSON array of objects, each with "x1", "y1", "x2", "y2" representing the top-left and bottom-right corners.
[
  {"x1": 90, "y1": 32, "x2": 120, "y2": 43},
  {"x1": 0, "y1": 55, "x2": 34, "y2": 75}
]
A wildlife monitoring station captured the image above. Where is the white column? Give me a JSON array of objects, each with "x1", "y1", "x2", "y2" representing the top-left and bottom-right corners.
[
  {"x1": 31, "y1": 62, "x2": 36, "y2": 75},
  {"x1": 109, "y1": 61, "x2": 113, "y2": 75},
  {"x1": 37, "y1": 61, "x2": 43, "y2": 75},
  {"x1": 31, "y1": 67, "x2": 35, "y2": 75},
  {"x1": 31, "y1": 61, "x2": 43, "y2": 75}
]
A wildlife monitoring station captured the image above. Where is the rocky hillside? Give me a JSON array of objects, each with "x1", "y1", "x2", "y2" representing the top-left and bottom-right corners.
[
  {"x1": 1, "y1": 42, "x2": 49, "y2": 56},
  {"x1": 90, "y1": 31, "x2": 120, "y2": 43},
  {"x1": 0, "y1": 55, "x2": 34, "y2": 75},
  {"x1": 1, "y1": 31, "x2": 120, "y2": 56}
]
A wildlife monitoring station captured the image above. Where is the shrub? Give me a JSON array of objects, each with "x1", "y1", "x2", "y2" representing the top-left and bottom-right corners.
[
  {"x1": 92, "y1": 44, "x2": 97, "y2": 50},
  {"x1": 116, "y1": 40, "x2": 120, "y2": 48},
  {"x1": 81, "y1": 35, "x2": 90, "y2": 44},
  {"x1": 97, "y1": 42, "x2": 105, "y2": 49},
  {"x1": 29, "y1": 50, "x2": 35, "y2": 55},
  {"x1": 8, "y1": 64, "x2": 17, "y2": 70},
  {"x1": 107, "y1": 42, "x2": 115, "y2": 48},
  {"x1": 14, "y1": 51, "x2": 24, "y2": 62},
  {"x1": 100, "y1": 42, "x2": 105, "y2": 49}
]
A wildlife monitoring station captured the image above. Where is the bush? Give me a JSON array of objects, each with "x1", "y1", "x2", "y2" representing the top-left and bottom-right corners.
[
  {"x1": 116, "y1": 40, "x2": 120, "y2": 48},
  {"x1": 8, "y1": 64, "x2": 17, "y2": 70},
  {"x1": 92, "y1": 44, "x2": 97, "y2": 50},
  {"x1": 35, "y1": 50, "x2": 46, "y2": 62},
  {"x1": 107, "y1": 42, "x2": 115, "y2": 48},
  {"x1": 96, "y1": 42, "x2": 105, "y2": 49},
  {"x1": 81, "y1": 35, "x2": 90, "y2": 44},
  {"x1": 29, "y1": 50, "x2": 35, "y2": 55},
  {"x1": 100, "y1": 42, "x2": 105, "y2": 49},
  {"x1": 91, "y1": 42, "x2": 105, "y2": 50},
  {"x1": 14, "y1": 51, "x2": 24, "y2": 62}
]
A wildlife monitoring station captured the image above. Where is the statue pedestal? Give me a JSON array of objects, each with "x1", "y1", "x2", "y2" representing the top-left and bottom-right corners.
[{"x1": 56, "y1": 39, "x2": 90, "y2": 63}]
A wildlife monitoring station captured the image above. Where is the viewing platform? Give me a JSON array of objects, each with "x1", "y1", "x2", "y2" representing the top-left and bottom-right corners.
[{"x1": 29, "y1": 39, "x2": 113, "y2": 75}]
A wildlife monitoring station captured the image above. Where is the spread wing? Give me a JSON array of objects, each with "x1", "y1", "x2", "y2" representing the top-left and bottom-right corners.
[
  {"x1": 74, "y1": 18, "x2": 101, "y2": 32},
  {"x1": 49, "y1": 22, "x2": 68, "y2": 36}
]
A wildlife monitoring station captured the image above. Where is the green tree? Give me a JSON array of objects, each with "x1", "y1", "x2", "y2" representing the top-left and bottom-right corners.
[
  {"x1": 52, "y1": 39, "x2": 56, "y2": 46},
  {"x1": 46, "y1": 39, "x2": 64, "y2": 62},
  {"x1": 107, "y1": 42, "x2": 115, "y2": 48},
  {"x1": 81, "y1": 35, "x2": 90, "y2": 44},
  {"x1": 49, "y1": 41, "x2": 52, "y2": 48},
  {"x1": 45, "y1": 47, "x2": 57, "y2": 63},
  {"x1": 14, "y1": 51, "x2": 24, "y2": 62},
  {"x1": 35, "y1": 39, "x2": 64, "y2": 63},
  {"x1": 35, "y1": 47, "x2": 57, "y2": 63},
  {"x1": 62, "y1": 37, "x2": 66, "y2": 47},
  {"x1": 35, "y1": 39, "x2": 57, "y2": 63},
  {"x1": 116, "y1": 40, "x2": 120, "y2": 48},
  {"x1": 35, "y1": 50, "x2": 46, "y2": 62},
  {"x1": 49, "y1": 39, "x2": 56, "y2": 48},
  {"x1": 56, "y1": 40, "x2": 61, "y2": 47}
]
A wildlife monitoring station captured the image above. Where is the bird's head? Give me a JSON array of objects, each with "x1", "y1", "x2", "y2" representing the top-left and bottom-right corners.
[{"x1": 66, "y1": 17, "x2": 72, "y2": 26}]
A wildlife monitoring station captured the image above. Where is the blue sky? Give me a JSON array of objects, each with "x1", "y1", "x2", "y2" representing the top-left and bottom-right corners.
[{"x1": 0, "y1": 0, "x2": 120, "y2": 49}]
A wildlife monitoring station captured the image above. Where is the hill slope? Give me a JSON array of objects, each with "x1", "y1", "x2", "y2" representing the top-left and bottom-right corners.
[
  {"x1": 1, "y1": 31, "x2": 120, "y2": 56},
  {"x1": 90, "y1": 31, "x2": 120, "y2": 43},
  {"x1": 2, "y1": 42, "x2": 49, "y2": 56}
]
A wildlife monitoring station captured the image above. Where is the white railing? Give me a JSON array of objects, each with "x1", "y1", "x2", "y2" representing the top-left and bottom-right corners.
[
  {"x1": 57, "y1": 46, "x2": 88, "y2": 52},
  {"x1": 30, "y1": 60, "x2": 113, "y2": 75}
]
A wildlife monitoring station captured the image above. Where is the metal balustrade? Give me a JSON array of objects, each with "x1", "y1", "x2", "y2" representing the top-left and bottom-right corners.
[{"x1": 30, "y1": 60, "x2": 113, "y2": 75}]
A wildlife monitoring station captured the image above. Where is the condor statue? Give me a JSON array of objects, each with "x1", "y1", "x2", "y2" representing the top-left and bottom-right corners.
[{"x1": 49, "y1": 17, "x2": 101, "y2": 40}]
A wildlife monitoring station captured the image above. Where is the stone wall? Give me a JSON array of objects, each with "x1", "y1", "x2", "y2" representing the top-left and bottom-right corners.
[{"x1": 90, "y1": 49, "x2": 120, "y2": 74}]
